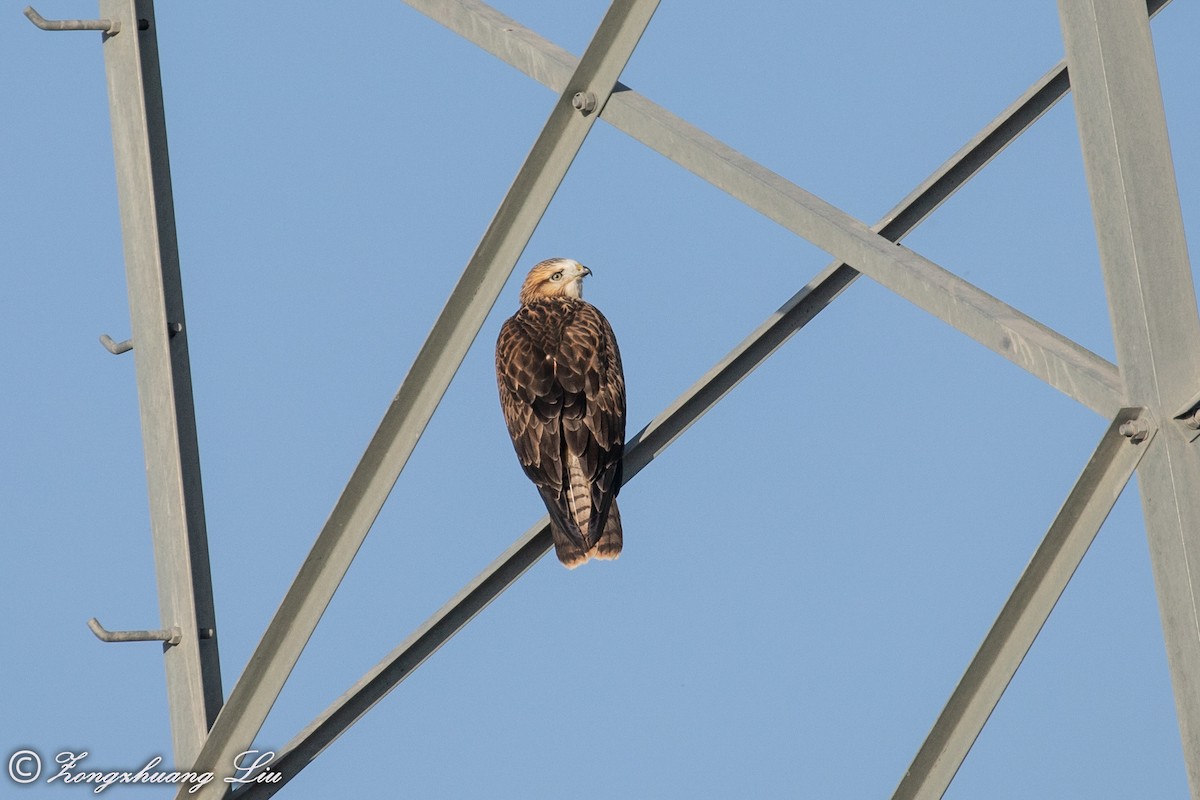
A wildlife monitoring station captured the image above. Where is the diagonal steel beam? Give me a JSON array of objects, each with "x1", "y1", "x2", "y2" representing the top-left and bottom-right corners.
[
  {"x1": 893, "y1": 408, "x2": 1155, "y2": 800},
  {"x1": 235, "y1": 264, "x2": 864, "y2": 796},
  {"x1": 606, "y1": 91, "x2": 1125, "y2": 414},
  {"x1": 239, "y1": 314, "x2": 843, "y2": 797},
  {"x1": 182, "y1": 1, "x2": 660, "y2": 795},
  {"x1": 403, "y1": 0, "x2": 1126, "y2": 418},
  {"x1": 234, "y1": 518, "x2": 551, "y2": 798},
  {"x1": 229, "y1": 8, "x2": 1183, "y2": 786}
]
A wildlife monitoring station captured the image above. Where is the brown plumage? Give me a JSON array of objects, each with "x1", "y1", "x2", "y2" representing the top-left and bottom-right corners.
[{"x1": 496, "y1": 258, "x2": 626, "y2": 568}]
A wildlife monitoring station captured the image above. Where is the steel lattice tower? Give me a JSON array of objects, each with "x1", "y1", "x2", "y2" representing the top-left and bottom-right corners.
[{"x1": 21, "y1": 1, "x2": 1200, "y2": 797}]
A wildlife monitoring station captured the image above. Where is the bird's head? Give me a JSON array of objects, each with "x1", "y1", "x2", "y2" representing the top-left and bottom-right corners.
[{"x1": 518, "y1": 258, "x2": 592, "y2": 305}]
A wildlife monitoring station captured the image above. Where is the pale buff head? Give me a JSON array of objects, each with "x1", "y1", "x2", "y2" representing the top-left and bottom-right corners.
[{"x1": 518, "y1": 258, "x2": 592, "y2": 305}]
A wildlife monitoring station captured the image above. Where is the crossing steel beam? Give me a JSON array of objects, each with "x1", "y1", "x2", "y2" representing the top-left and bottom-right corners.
[
  {"x1": 98, "y1": 0, "x2": 222, "y2": 767},
  {"x1": 229, "y1": 0, "x2": 1196, "y2": 793},
  {"x1": 402, "y1": 0, "x2": 1125, "y2": 419},
  {"x1": 229, "y1": 30, "x2": 1157, "y2": 784},
  {"x1": 1059, "y1": 0, "x2": 1200, "y2": 793},
  {"x1": 182, "y1": 1, "x2": 660, "y2": 795}
]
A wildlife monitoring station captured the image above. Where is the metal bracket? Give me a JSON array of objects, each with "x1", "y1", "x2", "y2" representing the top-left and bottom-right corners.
[
  {"x1": 99, "y1": 321, "x2": 182, "y2": 355},
  {"x1": 24, "y1": 5, "x2": 120, "y2": 33},
  {"x1": 88, "y1": 617, "x2": 182, "y2": 646},
  {"x1": 87, "y1": 617, "x2": 215, "y2": 645}
]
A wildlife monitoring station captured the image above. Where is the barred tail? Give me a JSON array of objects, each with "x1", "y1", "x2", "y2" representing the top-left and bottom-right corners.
[
  {"x1": 566, "y1": 458, "x2": 592, "y2": 540},
  {"x1": 554, "y1": 455, "x2": 622, "y2": 567},
  {"x1": 588, "y1": 500, "x2": 622, "y2": 561}
]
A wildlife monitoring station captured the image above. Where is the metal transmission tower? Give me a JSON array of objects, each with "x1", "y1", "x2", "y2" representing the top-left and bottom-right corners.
[{"x1": 23, "y1": 0, "x2": 1197, "y2": 797}]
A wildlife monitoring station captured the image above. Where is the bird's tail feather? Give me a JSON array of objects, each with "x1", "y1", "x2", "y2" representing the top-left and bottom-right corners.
[
  {"x1": 550, "y1": 520, "x2": 590, "y2": 569},
  {"x1": 566, "y1": 456, "x2": 592, "y2": 539},
  {"x1": 588, "y1": 500, "x2": 622, "y2": 561}
]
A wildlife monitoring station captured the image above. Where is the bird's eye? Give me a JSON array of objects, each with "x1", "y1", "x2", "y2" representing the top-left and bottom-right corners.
[{"x1": 550, "y1": 271, "x2": 563, "y2": 281}]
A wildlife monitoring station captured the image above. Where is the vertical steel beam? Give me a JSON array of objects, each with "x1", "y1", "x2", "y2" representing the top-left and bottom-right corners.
[
  {"x1": 183, "y1": 1, "x2": 659, "y2": 794},
  {"x1": 894, "y1": 410, "x2": 1154, "y2": 800},
  {"x1": 1058, "y1": 0, "x2": 1200, "y2": 793},
  {"x1": 99, "y1": 0, "x2": 222, "y2": 766}
]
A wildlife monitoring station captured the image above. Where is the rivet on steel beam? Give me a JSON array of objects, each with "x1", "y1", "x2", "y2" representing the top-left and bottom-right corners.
[
  {"x1": 24, "y1": 5, "x2": 121, "y2": 33},
  {"x1": 88, "y1": 617, "x2": 182, "y2": 646},
  {"x1": 572, "y1": 91, "x2": 598, "y2": 115},
  {"x1": 1118, "y1": 419, "x2": 1150, "y2": 444}
]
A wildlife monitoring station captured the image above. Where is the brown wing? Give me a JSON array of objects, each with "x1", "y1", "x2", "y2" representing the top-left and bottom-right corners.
[
  {"x1": 553, "y1": 301, "x2": 625, "y2": 537},
  {"x1": 496, "y1": 298, "x2": 625, "y2": 555}
]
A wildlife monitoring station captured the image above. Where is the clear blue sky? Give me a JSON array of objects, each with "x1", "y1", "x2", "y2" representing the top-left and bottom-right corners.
[{"x1": 3, "y1": 1, "x2": 1198, "y2": 797}]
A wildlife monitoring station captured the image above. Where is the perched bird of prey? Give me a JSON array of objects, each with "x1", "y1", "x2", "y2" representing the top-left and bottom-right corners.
[{"x1": 496, "y1": 258, "x2": 626, "y2": 568}]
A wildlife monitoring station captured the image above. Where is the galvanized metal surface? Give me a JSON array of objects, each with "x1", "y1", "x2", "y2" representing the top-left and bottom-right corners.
[
  {"x1": 1058, "y1": 0, "x2": 1200, "y2": 793},
  {"x1": 893, "y1": 409, "x2": 1156, "y2": 800},
  {"x1": 97, "y1": 0, "x2": 222, "y2": 767},
  {"x1": 181, "y1": 1, "x2": 660, "y2": 795}
]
